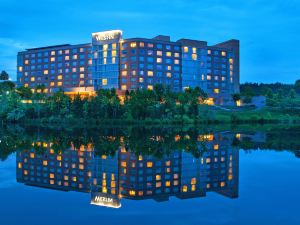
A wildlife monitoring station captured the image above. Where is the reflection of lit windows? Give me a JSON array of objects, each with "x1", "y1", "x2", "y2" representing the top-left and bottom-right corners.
[
  {"x1": 191, "y1": 185, "x2": 196, "y2": 191},
  {"x1": 207, "y1": 183, "x2": 211, "y2": 189}
]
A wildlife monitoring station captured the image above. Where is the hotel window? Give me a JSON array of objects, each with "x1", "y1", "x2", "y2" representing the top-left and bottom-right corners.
[
  {"x1": 121, "y1": 85, "x2": 127, "y2": 91},
  {"x1": 222, "y1": 51, "x2": 226, "y2": 56},
  {"x1": 80, "y1": 74, "x2": 84, "y2": 79},
  {"x1": 65, "y1": 49, "x2": 70, "y2": 54},
  {"x1": 112, "y1": 43, "x2": 117, "y2": 49},
  {"x1": 50, "y1": 82, "x2": 55, "y2": 86},
  {"x1": 103, "y1": 44, "x2": 108, "y2": 51},
  {"x1": 43, "y1": 160, "x2": 48, "y2": 166},
  {"x1": 147, "y1": 162, "x2": 153, "y2": 167},
  {"x1": 167, "y1": 65, "x2": 172, "y2": 70},
  {"x1": 111, "y1": 50, "x2": 117, "y2": 57},
  {"x1": 165, "y1": 181, "x2": 171, "y2": 187},
  {"x1": 183, "y1": 46, "x2": 189, "y2": 53},
  {"x1": 222, "y1": 76, "x2": 226, "y2": 81},
  {"x1": 130, "y1": 42, "x2": 137, "y2": 48},
  {"x1": 166, "y1": 52, "x2": 172, "y2": 57},
  {"x1": 174, "y1": 52, "x2": 180, "y2": 57},
  {"x1": 166, "y1": 72, "x2": 172, "y2": 78},
  {"x1": 220, "y1": 182, "x2": 225, "y2": 187},
  {"x1": 50, "y1": 57, "x2": 55, "y2": 62},
  {"x1": 57, "y1": 75, "x2": 62, "y2": 80},
  {"x1": 229, "y1": 58, "x2": 233, "y2": 64},
  {"x1": 174, "y1": 59, "x2": 179, "y2": 64},
  {"x1": 51, "y1": 51, "x2": 55, "y2": 56},
  {"x1": 58, "y1": 82, "x2": 63, "y2": 86},
  {"x1": 65, "y1": 56, "x2": 70, "y2": 60},
  {"x1": 192, "y1": 47, "x2": 197, "y2": 54},
  {"x1": 148, "y1": 43, "x2": 154, "y2": 48},
  {"x1": 73, "y1": 55, "x2": 78, "y2": 60},
  {"x1": 103, "y1": 58, "x2": 107, "y2": 64},
  {"x1": 24, "y1": 60, "x2": 29, "y2": 65},
  {"x1": 156, "y1": 182, "x2": 161, "y2": 188},
  {"x1": 192, "y1": 54, "x2": 197, "y2": 60},
  {"x1": 139, "y1": 42, "x2": 144, "y2": 47},
  {"x1": 147, "y1": 71, "x2": 153, "y2": 76},
  {"x1": 80, "y1": 67, "x2": 85, "y2": 72},
  {"x1": 207, "y1": 49, "x2": 211, "y2": 55},
  {"x1": 102, "y1": 78, "x2": 107, "y2": 85},
  {"x1": 139, "y1": 77, "x2": 144, "y2": 83},
  {"x1": 206, "y1": 158, "x2": 211, "y2": 164},
  {"x1": 207, "y1": 75, "x2": 211, "y2": 80},
  {"x1": 72, "y1": 68, "x2": 77, "y2": 73},
  {"x1": 215, "y1": 76, "x2": 219, "y2": 81},
  {"x1": 214, "y1": 88, "x2": 219, "y2": 94},
  {"x1": 157, "y1": 51, "x2": 162, "y2": 56},
  {"x1": 156, "y1": 175, "x2": 161, "y2": 180},
  {"x1": 30, "y1": 77, "x2": 35, "y2": 82}
]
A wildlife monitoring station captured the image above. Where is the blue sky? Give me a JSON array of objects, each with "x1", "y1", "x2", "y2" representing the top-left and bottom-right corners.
[{"x1": 0, "y1": 0, "x2": 299, "y2": 83}]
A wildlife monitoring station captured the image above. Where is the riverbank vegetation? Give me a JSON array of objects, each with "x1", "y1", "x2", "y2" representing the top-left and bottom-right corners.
[{"x1": 1, "y1": 79, "x2": 300, "y2": 125}]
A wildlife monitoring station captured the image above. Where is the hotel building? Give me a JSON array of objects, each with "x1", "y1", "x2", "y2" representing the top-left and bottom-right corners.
[{"x1": 17, "y1": 30, "x2": 239, "y2": 104}]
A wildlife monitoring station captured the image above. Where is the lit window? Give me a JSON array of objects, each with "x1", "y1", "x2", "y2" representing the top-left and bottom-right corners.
[
  {"x1": 157, "y1": 58, "x2": 162, "y2": 63},
  {"x1": 166, "y1": 52, "x2": 172, "y2": 57},
  {"x1": 147, "y1": 85, "x2": 153, "y2": 90},
  {"x1": 174, "y1": 52, "x2": 180, "y2": 57},
  {"x1": 44, "y1": 70, "x2": 48, "y2": 75},
  {"x1": 229, "y1": 58, "x2": 233, "y2": 64},
  {"x1": 80, "y1": 74, "x2": 84, "y2": 79},
  {"x1": 156, "y1": 182, "x2": 161, "y2": 188},
  {"x1": 222, "y1": 51, "x2": 226, "y2": 56},
  {"x1": 65, "y1": 56, "x2": 70, "y2": 60},
  {"x1": 166, "y1": 72, "x2": 171, "y2": 78},
  {"x1": 122, "y1": 71, "x2": 127, "y2": 76},
  {"x1": 88, "y1": 59, "x2": 92, "y2": 65},
  {"x1": 73, "y1": 54, "x2": 78, "y2": 60},
  {"x1": 207, "y1": 49, "x2": 211, "y2": 54},
  {"x1": 222, "y1": 76, "x2": 226, "y2": 81},
  {"x1": 191, "y1": 185, "x2": 196, "y2": 191},
  {"x1": 121, "y1": 85, "x2": 127, "y2": 90},
  {"x1": 25, "y1": 60, "x2": 29, "y2": 64},
  {"x1": 103, "y1": 44, "x2": 108, "y2": 51},
  {"x1": 65, "y1": 49, "x2": 70, "y2": 54},
  {"x1": 112, "y1": 50, "x2": 117, "y2": 57},
  {"x1": 58, "y1": 82, "x2": 62, "y2": 86},
  {"x1": 182, "y1": 185, "x2": 188, "y2": 192},
  {"x1": 147, "y1": 162, "x2": 153, "y2": 168},
  {"x1": 183, "y1": 47, "x2": 188, "y2": 53},
  {"x1": 130, "y1": 42, "x2": 137, "y2": 48},
  {"x1": 139, "y1": 77, "x2": 144, "y2": 83},
  {"x1": 165, "y1": 181, "x2": 171, "y2": 187},
  {"x1": 206, "y1": 158, "x2": 211, "y2": 164},
  {"x1": 112, "y1": 43, "x2": 117, "y2": 49},
  {"x1": 207, "y1": 75, "x2": 211, "y2": 80},
  {"x1": 51, "y1": 57, "x2": 55, "y2": 62},
  {"x1": 57, "y1": 75, "x2": 62, "y2": 80},
  {"x1": 51, "y1": 51, "x2": 55, "y2": 56},
  {"x1": 139, "y1": 42, "x2": 144, "y2": 47},
  {"x1": 174, "y1": 59, "x2": 179, "y2": 64},
  {"x1": 129, "y1": 190, "x2": 136, "y2": 196},
  {"x1": 220, "y1": 182, "x2": 225, "y2": 187},
  {"x1": 103, "y1": 58, "x2": 107, "y2": 64},
  {"x1": 192, "y1": 47, "x2": 197, "y2": 54},
  {"x1": 191, "y1": 178, "x2": 196, "y2": 185},
  {"x1": 157, "y1": 51, "x2": 162, "y2": 56},
  {"x1": 18, "y1": 66, "x2": 23, "y2": 72},
  {"x1": 192, "y1": 54, "x2": 197, "y2": 60},
  {"x1": 72, "y1": 68, "x2": 77, "y2": 73},
  {"x1": 165, "y1": 161, "x2": 171, "y2": 166},
  {"x1": 50, "y1": 173, "x2": 54, "y2": 179},
  {"x1": 102, "y1": 78, "x2": 107, "y2": 85},
  {"x1": 156, "y1": 175, "x2": 161, "y2": 180},
  {"x1": 43, "y1": 160, "x2": 48, "y2": 166},
  {"x1": 30, "y1": 77, "x2": 35, "y2": 82},
  {"x1": 50, "y1": 82, "x2": 55, "y2": 87},
  {"x1": 147, "y1": 71, "x2": 153, "y2": 76},
  {"x1": 214, "y1": 144, "x2": 219, "y2": 150},
  {"x1": 214, "y1": 88, "x2": 219, "y2": 94},
  {"x1": 80, "y1": 67, "x2": 85, "y2": 72}
]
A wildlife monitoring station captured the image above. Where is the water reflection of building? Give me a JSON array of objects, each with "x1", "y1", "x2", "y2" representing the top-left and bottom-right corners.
[
  {"x1": 17, "y1": 142, "x2": 93, "y2": 192},
  {"x1": 16, "y1": 133, "x2": 239, "y2": 208}
]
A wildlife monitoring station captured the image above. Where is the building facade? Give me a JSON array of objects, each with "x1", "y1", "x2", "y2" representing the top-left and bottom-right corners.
[{"x1": 17, "y1": 30, "x2": 239, "y2": 104}]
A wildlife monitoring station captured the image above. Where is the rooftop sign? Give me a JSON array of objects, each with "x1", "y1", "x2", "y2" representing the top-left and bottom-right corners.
[{"x1": 92, "y1": 30, "x2": 123, "y2": 45}]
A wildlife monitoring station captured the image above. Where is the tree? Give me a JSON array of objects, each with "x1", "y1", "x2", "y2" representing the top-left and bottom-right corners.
[
  {"x1": 295, "y1": 80, "x2": 300, "y2": 94},
  {"x1": 16, "y1": 86, "x2": 33, "y2": 99},
  {"x1": 0, "y1": 71, "x2": 9, "y2": 80},
  {"x1": 289, "y1": 89, "x2": 296, "y2": 99}
]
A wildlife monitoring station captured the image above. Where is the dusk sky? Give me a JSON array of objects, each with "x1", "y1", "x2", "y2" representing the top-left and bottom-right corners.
[{"x1": 0, "y1": 0, "x2": 299, "y2": 83}]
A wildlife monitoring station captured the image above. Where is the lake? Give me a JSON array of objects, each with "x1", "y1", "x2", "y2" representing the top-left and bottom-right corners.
[{"x1": 0, "y1": 125, "x2": 299, "y2": 225}]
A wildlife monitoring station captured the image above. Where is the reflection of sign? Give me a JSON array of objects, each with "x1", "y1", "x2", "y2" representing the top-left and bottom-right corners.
[
  {"x1": 92, "y1": 30, "x2": 122, "y2": 45},
  {"x1": 91, "y1": 192, "x2": 121, "y2": 208}
]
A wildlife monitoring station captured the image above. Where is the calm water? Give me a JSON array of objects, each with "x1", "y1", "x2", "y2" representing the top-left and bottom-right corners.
[{"x1": 0, "y1": 126, "x2": 299, "y2": 225}]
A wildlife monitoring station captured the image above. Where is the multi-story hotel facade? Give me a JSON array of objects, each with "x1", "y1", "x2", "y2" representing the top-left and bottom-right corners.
[{"x1": 17, "y1": 30, "x2": 239, "y2": 105}]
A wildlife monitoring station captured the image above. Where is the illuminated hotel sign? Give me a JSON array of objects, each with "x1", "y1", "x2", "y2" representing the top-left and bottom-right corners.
[
  {"x1": 92, "y1": 30, "x2": 123, "y2": 45},
  {"x1": 91, "y1": 192, "x2": 121, "y2": 208}
]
